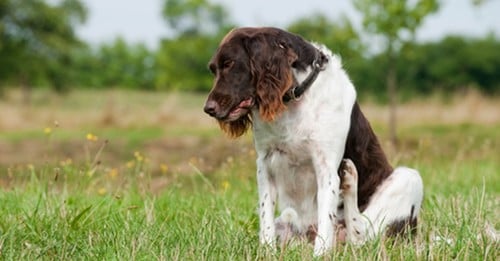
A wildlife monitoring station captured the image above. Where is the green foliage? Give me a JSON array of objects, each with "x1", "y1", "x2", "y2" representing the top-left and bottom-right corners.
[
  {"x1": 287, "y1": 14, "x2": 365, "y2": 62},
  {"x1": 156, "y1": 0, "x2": 234, "y2": 91},
  {"x1": 163, "y1": 0, "x2": 229, "y2": 37},
  {"x1": 0, "y1": 0, "x2": 498, "y2": 98},
  {"x1": 0, "y1": 0, "x2": 87, "y2": 92},
  {"x1": 349, "y1": 35, "x2": 500, "y2": 101},
  {"x1": 76, "y1": 38, "x2": 157, "y2": 89},
  {"x1": 353, "y1": 0, "x2": 440, "y2": 51},
  {"x1": 398, "y1": 35, "x2": 500, "y2": 96},
  {"x1": 350, "y1": 0, "x2": 442, "y2": 99},
  {"x1": 156, "y1": 33, "x2": 221, "y2": 91}
]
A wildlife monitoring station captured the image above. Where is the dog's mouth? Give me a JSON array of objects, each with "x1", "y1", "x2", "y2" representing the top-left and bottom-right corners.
[{"x1": 223, "y1": 97, "x2": 254, "y2": 122}]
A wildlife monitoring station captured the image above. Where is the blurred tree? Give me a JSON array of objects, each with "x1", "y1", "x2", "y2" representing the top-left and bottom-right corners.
[
  {"x1": 163, "y1": 0, "x2": 228, "y2": 37},
  {"x1": 71, "y1": 38, "x2": 157, "y2": 89},
  {"x1": 157, "y1": 0, "x2": 234, "y2": 91},
  {"x1": 287, "y1": 14, "x2": 365, "y2": 62},
  {"x1": 471, "y1": 0, "x2": 490, "y2": 5},
  {"x1": 399, "y1": 35, "x2": 500, "y2": 96},
  {"x1": 0, "y1": 0, "x2": 87, "y2": 100},
  {"x1": 157, "y1": 34, "x2": 221, "y2": 91},
  {"x1": 97, "y1": 38, "x2": 156, "y2": 89},
  {"x1": 353, "y1": 0, "x2": 440, "y2": 147}
]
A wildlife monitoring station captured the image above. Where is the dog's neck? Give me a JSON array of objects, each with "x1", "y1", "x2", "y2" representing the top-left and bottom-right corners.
[
  {"x1": 283, "y1": 49, "x2": 329, "y2": 103},
  {"x1": 283, "y1": 50, "x2": 328, "y2": 103}
]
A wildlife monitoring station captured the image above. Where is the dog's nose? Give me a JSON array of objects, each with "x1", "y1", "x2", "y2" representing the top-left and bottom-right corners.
[{"x1": 204, "y1": 100, "x2": 219, "y2": 117}]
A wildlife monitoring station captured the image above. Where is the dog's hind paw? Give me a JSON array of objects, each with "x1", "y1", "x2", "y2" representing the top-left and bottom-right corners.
[{"x1": 340, "y1": 159, "x2": 358, "y2": 196}]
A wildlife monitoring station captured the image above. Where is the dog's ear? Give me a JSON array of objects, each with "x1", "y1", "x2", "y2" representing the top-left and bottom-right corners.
[{"x1": 243, "y1": 30, "x2": 298, "y2": 122}]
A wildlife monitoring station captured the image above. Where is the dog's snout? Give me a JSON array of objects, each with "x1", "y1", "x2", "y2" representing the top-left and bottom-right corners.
[{"x1": 204, "y1": 100, "x2": 219, "y2": 117}]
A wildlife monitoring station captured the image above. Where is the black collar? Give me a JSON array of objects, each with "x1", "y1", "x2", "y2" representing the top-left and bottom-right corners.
[{"x1": 283, "y1": 50, "x2": 328, "y2": 103}]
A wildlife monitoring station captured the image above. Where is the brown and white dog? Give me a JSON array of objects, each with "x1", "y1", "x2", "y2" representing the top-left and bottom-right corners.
[{"x1": 203, "y1": 27, "x2": 423, "y2": 256}]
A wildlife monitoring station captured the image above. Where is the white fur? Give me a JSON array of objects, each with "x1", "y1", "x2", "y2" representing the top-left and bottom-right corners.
[
  {"x1": 252, "y1": 45, "x2": 354, "y2": 255},
  {"x1": 251, "y1": 44, "x2": 423, "y2": 256}
]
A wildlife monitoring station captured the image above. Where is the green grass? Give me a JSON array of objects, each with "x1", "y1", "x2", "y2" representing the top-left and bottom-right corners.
[
  {"x1": 0, "y1": 162, "x2": 497, "y2": 260},
  {"x1": 1, "y1": 137, "x2": 498, "y2": 260},
  {"x1": 0, "y1": 90, "x2": 498, "y2": 259},
  {"x1": 0, "y1": 126, "x2": 164, "y2": 144}
]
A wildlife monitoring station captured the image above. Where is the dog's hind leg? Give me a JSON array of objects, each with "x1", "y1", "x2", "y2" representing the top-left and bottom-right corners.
[
  {"x1": 339, "y1": 159, "x2": 368, "y2": 244},
  {"x1": 340, "y1": 159, "x2": 423, "y2": 243}
]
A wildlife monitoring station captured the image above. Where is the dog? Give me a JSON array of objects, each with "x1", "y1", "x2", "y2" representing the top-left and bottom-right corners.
[{"x1": 203, "y1": 27, "x2": 423, "y2": 256}]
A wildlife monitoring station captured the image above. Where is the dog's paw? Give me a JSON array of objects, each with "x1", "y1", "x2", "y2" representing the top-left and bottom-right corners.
[
  {"x1": 340, "y1": 159, "x2": 358, "y2": 196},
  {"x1": 313, "y1": 241, "x2": 330, "y2": 257},
  {"x1": 275, "y1": 208, "x2": 300, "y2": 246},
  {"x1": 277, "y1": 208, "x2": 299, "y2": 224}
]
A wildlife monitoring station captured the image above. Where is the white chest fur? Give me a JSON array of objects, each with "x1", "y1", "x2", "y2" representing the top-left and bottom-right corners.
[
  {"x1": 253, "y1": 114, "x2": 319, "y2": 230},
  {"x1": 251, "y1": 47, "x2": 357, "y2": 232}
]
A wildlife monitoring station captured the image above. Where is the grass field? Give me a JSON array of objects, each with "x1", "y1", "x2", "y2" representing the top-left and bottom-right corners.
[{"x1": 0, "y1": 89, "x2": 498, "y2": 260}]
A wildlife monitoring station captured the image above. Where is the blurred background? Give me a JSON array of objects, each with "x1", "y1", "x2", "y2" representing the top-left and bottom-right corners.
[{"x1": 0, "y1": 0, "x2": 499, "y2": 191}]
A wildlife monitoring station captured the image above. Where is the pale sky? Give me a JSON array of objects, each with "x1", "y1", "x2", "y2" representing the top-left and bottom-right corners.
[{"x1": 77, "y1": 0, "x2": 500, "y2": 49}]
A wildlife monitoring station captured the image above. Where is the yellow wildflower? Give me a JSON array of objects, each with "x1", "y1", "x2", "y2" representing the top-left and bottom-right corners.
[
  {"x1": 108, "y1": 168, "x2": 118, "y2": 179},
  {"x1": 221, "y1": 180, "x2": 230, "y2": 191},
  {"x1": 160, "y1": 163, "x2": 168, "y2": 174},
  {"x1": 98, "y1": 187, "x2": 107, "y2": 195},
  {"x1": 126, "y1": 160, "x2": 135, "y2": 169},
  {"x1": 44, "y1": 127, "x2": 52, "y2": 135},
  {"x1": 134, "y1": 151, "x2": 143, "y2": 162},
  {"x1": 60, "y1": 158, "x2": 73, "y2": 167},
  {"x1": 86, "y1": 133, "x2": 98, "y2": 142}
]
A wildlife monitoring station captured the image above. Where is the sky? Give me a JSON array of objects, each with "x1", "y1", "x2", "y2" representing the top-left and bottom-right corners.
[{"x1": 77, "y1": 0, "x2": 500, "y2": 49}]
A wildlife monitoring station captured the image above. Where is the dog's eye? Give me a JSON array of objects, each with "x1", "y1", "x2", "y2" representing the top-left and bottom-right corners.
[{"x1": 222, "y1": 60, "x2": 234, "y2": 70}]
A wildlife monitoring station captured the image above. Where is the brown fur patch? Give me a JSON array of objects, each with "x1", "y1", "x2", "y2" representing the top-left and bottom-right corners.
[{"x1": 342, "y1": 102, "x2": 394, "y2": 211}]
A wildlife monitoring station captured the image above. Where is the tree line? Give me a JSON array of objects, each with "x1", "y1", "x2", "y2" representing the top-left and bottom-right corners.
[{"x1": 1, "y1": 0, "x2": 499, "y2": 101}]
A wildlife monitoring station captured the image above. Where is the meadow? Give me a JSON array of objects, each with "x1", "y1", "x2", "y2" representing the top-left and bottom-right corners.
[{"x1": 0, "y1": 89, "x2": 498, "y2": 260}]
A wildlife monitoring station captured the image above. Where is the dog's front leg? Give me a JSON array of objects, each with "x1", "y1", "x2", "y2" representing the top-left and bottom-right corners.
[
  {"x1": 256, "y1": 156, "x2": 277, "y2": 248},
  {"x1": 312, "y1": 147, "x2": 342, "y2": 256}
]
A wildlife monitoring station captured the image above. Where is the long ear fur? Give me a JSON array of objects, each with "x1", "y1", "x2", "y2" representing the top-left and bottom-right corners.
[{"x1": 246, "y1": 35, "x2": 297, "y2": 121}]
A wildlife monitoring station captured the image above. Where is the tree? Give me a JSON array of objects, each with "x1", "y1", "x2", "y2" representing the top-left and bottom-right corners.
[
  {"x1": 163, "y1": 0, "x2": 228, "y2": 37},
  {"x1": 95, "y1": 38, "x2": 156, "y2": 89},
  {"x1": 156, "y1": 0, "x2": 233, "y2": 91},
  {"x1": 353, "y1": 0, "x2": 440, "y2": 147},
  {"x1": 399, "y1": 35, "x2": 500, "y2": 96},
  {"x1": 287, "y1": 14, "x2": 365, "y2": 63},
  {"x1": 0, "y1": 0, "x2": 87, "y2": 99}
]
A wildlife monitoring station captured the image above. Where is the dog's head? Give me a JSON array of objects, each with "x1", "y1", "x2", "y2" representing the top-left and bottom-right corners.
[{"x1": 203, "y1": 27, "x2": 316, "y2": 137}]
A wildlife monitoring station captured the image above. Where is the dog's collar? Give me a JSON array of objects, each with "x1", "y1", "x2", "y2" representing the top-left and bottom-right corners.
[{"x1": 283, "y1": 50, "x2": 328, "y2": 103}]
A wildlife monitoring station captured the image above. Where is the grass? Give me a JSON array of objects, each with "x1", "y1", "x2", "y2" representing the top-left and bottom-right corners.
[
  {"x1": 0, "y1": 165, "x2": 497, "y2": 260},
  {"x1": 0, "y1": 89, "x2": 499, "y2": 260}
]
